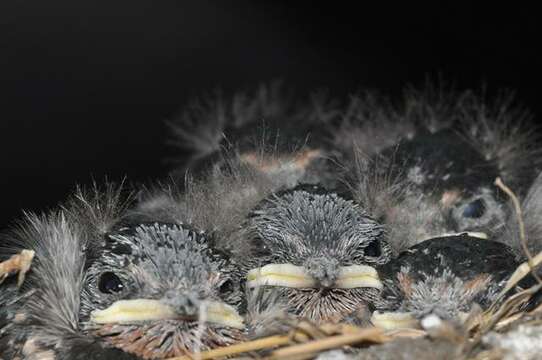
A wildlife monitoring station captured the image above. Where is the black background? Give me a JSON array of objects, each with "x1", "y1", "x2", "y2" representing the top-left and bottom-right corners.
[{"x1": 1, "y1": 2, "x2": 540, "y2": 230}]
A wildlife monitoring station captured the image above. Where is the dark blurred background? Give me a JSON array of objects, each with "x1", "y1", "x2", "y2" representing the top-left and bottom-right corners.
[{"x1": 0, "y1": 2, "x2": 540, "y2": 229}]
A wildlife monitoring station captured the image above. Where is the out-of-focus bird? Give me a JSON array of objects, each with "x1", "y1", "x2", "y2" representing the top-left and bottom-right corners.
[
  {"x1": 161, "y1": 82, "x2": 541, "y2": 328},
  {"x1": 0, "y1": 184, "x2": 245, "y2": 359},
  {"x1": 166, "y1": 81, "x2": 344, "y2": 192},
  {"x1": 334, "y1": 85, "x2": 542, "y2": 252},
  {"x1": 84, "y1": 221, "x2": 245, "y2": 358},
  {"x1": 166, "y1": 82, "x2": 541, "y2": 255},
  {"x1": 129, "y1": 172, "x2": 392, "y2": 325}
]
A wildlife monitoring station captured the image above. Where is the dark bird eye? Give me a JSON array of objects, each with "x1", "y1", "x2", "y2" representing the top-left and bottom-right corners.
[
  {"x1": 462, "y1": 198, "x2": 486, "y2": 219},
  {"x1": 98, "y1": 272, "x2": 124, "y2": 294},
  {"x1": 219, "y1": 279, "x2": 235, "y2": 294},
  {"x1": 364, "y1": 240, "x2": 381, "y2": 258}
]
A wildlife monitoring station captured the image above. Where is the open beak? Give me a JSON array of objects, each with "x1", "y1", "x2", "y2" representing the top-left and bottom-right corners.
[
  {"x1": 90, "y1": 299, "x2": 244, "y2": 330},
  {"x1": 247, "y1": 263, "x2": 383, "y2": 290}
]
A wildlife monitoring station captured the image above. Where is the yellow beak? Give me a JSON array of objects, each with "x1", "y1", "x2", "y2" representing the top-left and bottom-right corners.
[
  {"x1": 247, "y1": 263, "x2": 382, "y2": 290},
  {"x1": 90, "y1": 299, "x2": 244, "y2": 330}
]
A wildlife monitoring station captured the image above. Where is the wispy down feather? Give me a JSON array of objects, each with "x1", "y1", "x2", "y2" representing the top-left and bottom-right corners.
[
  {"x1": 165, "y1": 81, "x2": 335, "y2": 176},
  {"x1": 0, "y1": 181, "x2": 135, "y2": 357}
]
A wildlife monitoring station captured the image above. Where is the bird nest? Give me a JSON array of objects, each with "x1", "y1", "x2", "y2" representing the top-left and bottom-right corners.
[{"x1": 164, "y1": 256, "x2": 542, "y2": 360}]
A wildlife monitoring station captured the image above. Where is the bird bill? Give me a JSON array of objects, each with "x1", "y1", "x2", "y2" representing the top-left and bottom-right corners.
[
  {"x1": 90, "y1": 299, "x2": 244, "y2": 329},
  {"x1": 370, "y1": 311, "x2": 420, "y2": 330},
  {"x1": 247, "y1": 263, "x2": 383, "y2": 290},
  {"x1": 335, "y1": 265, "x2": 383, "y2": 289}
]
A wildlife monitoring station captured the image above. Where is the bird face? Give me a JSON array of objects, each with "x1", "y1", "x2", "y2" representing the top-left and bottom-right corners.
[
  {"x1": 245, "y1": 185, "x2": 391, "y2": 323},
  {"x1": 80, "y1": 222, "x2": 244, "y2": 359},
  {"x1": 372, "y1": 234, "x2": 519, "y2": 330}
]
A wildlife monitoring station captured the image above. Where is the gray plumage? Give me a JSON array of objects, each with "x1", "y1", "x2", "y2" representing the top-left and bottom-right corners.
[
  {"x1": 127, "y1": 159, "x2": 281, "y2": 257},
  {"x1": 165, "y1": 81, "x2": 340, "y2": 188},
  {"x1": 0, "y1": 183, "x2": 245, "y2": 359},
  {"x1": 243, "y1": 185, "x2": 391, "y2": 323},
  {"x1": 83, "y1": 222, "x2": 244, "y2": 358},
  {"x1": 244, "y1": 286, "x2": 292, "y2": 338}
]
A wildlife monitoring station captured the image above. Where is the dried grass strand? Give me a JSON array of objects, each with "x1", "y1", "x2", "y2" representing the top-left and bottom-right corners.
[{"x1": 495, "y1": 177, "x2": 542, "y2": 284}]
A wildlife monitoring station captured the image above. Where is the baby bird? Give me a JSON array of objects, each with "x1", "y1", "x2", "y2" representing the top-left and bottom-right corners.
[
  {"x1": 84, "y1": 221, "x2": 244, "y2": 358},
  {"x1": 0, "y1": 184, "x2": 245, "y2": 359},
  {"x1": 243, "y1": 184, "x2": 391, "y2": 323},
  {"x1": 372, "y1": 233, "x2": 521, "y2": 330},
  {"x1": 335, "y1": 86, "x2": 541, "y2": 252},
  {"x1": 166, "y1": 81, "x2": 344, "y2": 191}
]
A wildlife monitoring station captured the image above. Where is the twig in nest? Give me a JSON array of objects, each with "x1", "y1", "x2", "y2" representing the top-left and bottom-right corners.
[
  {"x1": 495, "y1": 177, "x2": 542, "y2": 284},
  {"x1": 465, "y1": 283, "x2": 542, "y2": 356},
  {"x1": 169, "y1": 324, "x2": 388, "y2": 360},
  {"x1": 268, "y1": 327, "x2": 390, "y2": 360},
  {"x1": 169, "y1": 335, "x2": 294, "y2": 360},
  {"x1": 484, "y1": 284, "x2": 542, "y2": 333},
  {"x1": 495, "y1": 251, "x2": 542, "y2": 303},
  {"x1": 0, "y1": 249, "x2": 35, "y2": 287}
]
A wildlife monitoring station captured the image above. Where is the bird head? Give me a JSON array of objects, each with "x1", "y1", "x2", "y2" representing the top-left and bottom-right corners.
[
  {"x1": 80, "y1": 222, "x2": 245, "y2": 359},
  {"x1": 244, "y1": 184, "x2": 391, "y2": 323},
  {"x1": 372, "y1": 234, "x2": 519, "y2": 330},
  {"x1": 374, "y1": 130, "x2": 507, "y2": 247}
]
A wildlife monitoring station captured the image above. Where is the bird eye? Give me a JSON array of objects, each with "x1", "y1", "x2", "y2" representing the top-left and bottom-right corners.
[
  {"x1": 364, "y1": 240, "x2": 381, "y2": 258},
  {"x1": 462, "y1": 198, "x2": 486, "y2": 219},
  {"x1": 98, "y1": 272, "x2": 124, "y2": 294},
  {"x1": 219, "y1": 279, "x2": 235, "y2": 294}
]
